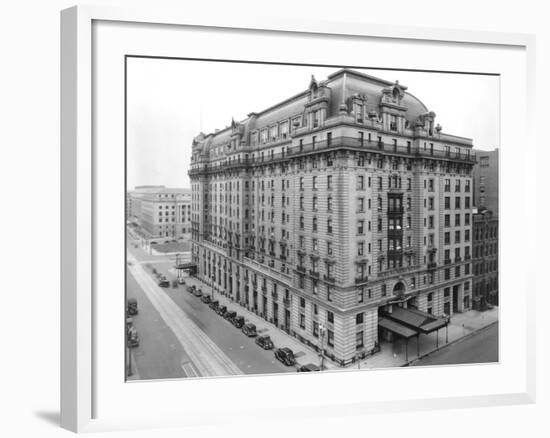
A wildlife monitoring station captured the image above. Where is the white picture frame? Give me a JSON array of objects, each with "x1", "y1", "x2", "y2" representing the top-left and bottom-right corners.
[{"x1": 60, "y1": 5, "x2": 536, "y2": 433}]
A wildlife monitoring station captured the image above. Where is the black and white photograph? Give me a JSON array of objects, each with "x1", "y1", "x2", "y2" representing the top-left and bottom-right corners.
[{"x1": 125, "y1": 58, "x2": 500, "y2": 380}]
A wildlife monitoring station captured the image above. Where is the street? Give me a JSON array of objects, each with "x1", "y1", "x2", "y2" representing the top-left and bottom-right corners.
[
  {"x1": 411, "y1": 322, "x2": 499, "y2": 367},
  {"x1": 126, "y1": 230, "x2": 499, "y2": 379},
  {"x1": 126, "y1": 234, "x2": 293, "y2": 379}
]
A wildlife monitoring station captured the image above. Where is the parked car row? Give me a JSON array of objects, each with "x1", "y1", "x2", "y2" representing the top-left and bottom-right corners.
[
  {"x1": 126, "y1": 299, "x2": 140, "y2": 348},
  {"x1": 184, "y1": 283, "x2": 321, "y2": 372}
]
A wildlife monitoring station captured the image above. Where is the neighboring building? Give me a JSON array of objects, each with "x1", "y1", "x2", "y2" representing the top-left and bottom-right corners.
[
  {"x1": 127, "y1": 186, "x2": 192, "y2": 240},
  {"x1": 472, "y1": 210, "x2": 498, "y2": 309},
  {"x1": 473, "y1": 148, "x2": 498, "y2": 216},
  {"x1": 189, "y1": 69, "x2": 477, "y2": 365},
  {"x1": 126, "y1": 185, "x2": 166, "y2": 223},
  {"x1": 471, "y1": 148, "x2": 499, "y2": 310}
]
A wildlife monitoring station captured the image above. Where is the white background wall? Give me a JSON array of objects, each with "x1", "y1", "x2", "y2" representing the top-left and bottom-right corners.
[{"x1": 0, "y1": 1, "x2": 547, "y2": 437}]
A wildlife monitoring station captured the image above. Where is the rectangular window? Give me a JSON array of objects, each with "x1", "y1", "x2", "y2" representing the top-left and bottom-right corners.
[
  {"x1": 327, "y1": 330, "x2": 334, "y2": 347},
  {"x1": 356, "y1": 331, "x2": 364, "y2": 349}
]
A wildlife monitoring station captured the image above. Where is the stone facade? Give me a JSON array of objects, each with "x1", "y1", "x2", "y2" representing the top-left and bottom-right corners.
[
  {"x1": 473, "y1": 148, "x2": 499, "y2": 216},
  {"x1": 472, "y1": 211, "x2": 499, "y2": 310},
  {"x1": 188, "y1": 69, "x2": 476, "y2": 365}
]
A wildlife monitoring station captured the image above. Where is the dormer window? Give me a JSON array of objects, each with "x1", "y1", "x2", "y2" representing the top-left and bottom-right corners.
[
  {"x1": 390, "y1": 115, "x2": 398, "y2": 132},
  {"x1": 392, "y1": 87, "x2": 400, "y2": 100},
  {"x1": 313, "y1": 111, "x2": 319, "y2": 128},
  {"x1": 354, "y1": 102, "x2": 363, "y2": 123},
  {"x1": 280, "y1": 122, "x2": 289, "y2": 139}
]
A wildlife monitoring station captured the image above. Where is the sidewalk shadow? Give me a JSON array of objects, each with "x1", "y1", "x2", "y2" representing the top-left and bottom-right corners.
[{"x1": 34, "y1": 410, "x2": 59, "y2": 427}]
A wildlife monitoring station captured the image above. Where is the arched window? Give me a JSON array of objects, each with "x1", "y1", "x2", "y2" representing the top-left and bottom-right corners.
[{"x1": 393, "y1": 281, "x2": 405, "y2": 296}]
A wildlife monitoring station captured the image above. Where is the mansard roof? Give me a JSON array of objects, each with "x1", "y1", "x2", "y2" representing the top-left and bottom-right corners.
[{"x1": 196, "y1": 68, "x2": 432, "y2": 151}]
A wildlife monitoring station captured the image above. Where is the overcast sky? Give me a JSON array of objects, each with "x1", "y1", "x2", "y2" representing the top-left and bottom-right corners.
[{"x1": 127, "y1": 58, "x2": 499, "y2": 189}]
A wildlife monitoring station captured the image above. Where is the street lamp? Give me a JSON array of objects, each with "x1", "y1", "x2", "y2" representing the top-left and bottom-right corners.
[{"x1": 318, "y1": 323, "x2": 326, "y2": 371}]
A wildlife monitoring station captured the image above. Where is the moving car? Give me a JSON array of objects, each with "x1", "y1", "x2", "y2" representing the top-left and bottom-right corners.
[
  {"x1": 216, "y1": 305, "x2": 227, "y2": 316},
  {"x1": 200, "y1": 294, "x2": 212, "y2": 304},
  {"x1": 158, "y1": 277, "x2": 170, "y2": 288},
  {"x1": 178, "y1": 277, "x2": 186, "y2": 285},
  {"x1": 224, "y1": 310, "x2": 237, "y2": 321},
  {"x1": 232, "y1": 315, "x2": 245, "y2": 328},
  {"x1": 242, "y1": 323, "x2": 257, "y2": 337},
  {"x1": 274, "y1": 348, "x2": 296, "y2": 366},
  {"x1": 126, "y1": 298, "x2": 138, "y2": 316},
  {"x1": 297, "y1": 363, "x2": 321, "y2": 372},
  {"x1": 193, "y1": 288, "x2": 203, "y2": 298},
  {"x1": 255, "y1": 335, "x2": 274, "y2": 350},
  {"x1": 209, "y1": 300, "x2": 219, "y2": 311}
]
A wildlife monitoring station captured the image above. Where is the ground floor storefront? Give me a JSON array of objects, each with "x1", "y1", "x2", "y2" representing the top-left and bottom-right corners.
[{"x1": 192, "y1": 244, "x2": 472, "y2": 366}]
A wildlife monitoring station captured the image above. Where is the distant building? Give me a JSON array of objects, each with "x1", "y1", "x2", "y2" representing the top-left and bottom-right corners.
[
  {"x1": 472, "y1": 210, "x2": 498, "y2": 309},
  {"x1": 473, "y1": 148, "x2": 498, "y2": 216},
  {"x1": 127, "y1": 186, "x2": 192, "y2": 240},
  {"x1": 189, "y1": 69, "x2": 477, "y2": 366},
  {"x1": 126, "y1": 185, "x2": 165, "y2": 223}
]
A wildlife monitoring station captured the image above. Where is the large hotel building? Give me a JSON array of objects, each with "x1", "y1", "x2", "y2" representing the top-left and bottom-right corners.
[{"x1": 189, "y1": 69, "x2": 477, "y2": 365}]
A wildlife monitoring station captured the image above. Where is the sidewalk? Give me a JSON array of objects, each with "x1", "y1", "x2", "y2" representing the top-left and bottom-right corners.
[
  {"x1": 179, "y1": 274, "x2": 338, "y2": 370},
  {"x1": 163, "y1": 266, "x2": 498, "y2": 371},
  {"x1": 360, "y1": 307, "x2": 499, "y2": 369}
]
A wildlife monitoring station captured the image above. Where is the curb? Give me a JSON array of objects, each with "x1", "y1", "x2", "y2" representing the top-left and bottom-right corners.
[{"x1": 403, "y1": 320, "x2": 499, "y2": 367}]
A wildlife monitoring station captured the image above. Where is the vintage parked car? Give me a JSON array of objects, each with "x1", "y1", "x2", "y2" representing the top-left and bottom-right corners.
[
  {"x1": 241, "y1": 323, "x2": 257, "y2": 337},
  {"x1": 127, "y1": 327, "x2": 139, "y2": 348},
  {"x1": 297, "y1": 363, "x2": 321, "y2": 372},
  {"x1": 224, "y1": 310, "x2": 237, "y2": 321},
  {"x1": 186, "y1": 285, "x2": 195, "y2": 293},
  {"x1": 193, "y1": 288, "x2": 203, "y2": 298},
  {"x1": 209, "y1": 300, "x2": 219, "y2": 311},
  {"x1": 200, "y1": 294, "x2": 212, "y2": 304},
  {"x1": 255, "y1": 335, "x2": 274, "y2": 350},
  {"x1": 274, "y1": 348, "x2": 296, "y2": 366},
  {"x1": 126, "y1": 298, "x2": 138, "y2": 316},
  {"x1": 231, "y1": 315, "x2": 245, "y2": 328},
  {"x1": 216, "y1": 305, "x2": 227, "y2": 316}
]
